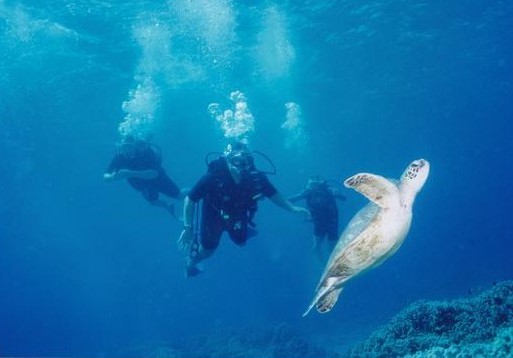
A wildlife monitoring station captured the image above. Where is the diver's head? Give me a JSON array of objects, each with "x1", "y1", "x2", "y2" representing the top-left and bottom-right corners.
[
  {"x1": 118, "y1": 135, "x2": 146, "y2": 158},
  {"x1": 224, "y1": 141, "x2": 254, "y2": 175},
  {"x1": 306, "y1": 175, "x2": 326, "y2": 190}
]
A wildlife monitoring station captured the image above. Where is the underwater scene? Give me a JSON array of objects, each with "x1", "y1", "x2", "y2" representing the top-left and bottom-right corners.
[{"x1": 1, "y1": 0, "x2": 512, "y2": 357}]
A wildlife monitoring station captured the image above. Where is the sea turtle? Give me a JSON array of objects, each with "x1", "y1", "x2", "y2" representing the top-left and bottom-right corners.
[{"x1": 303, "y1": 159, "x2": 430, "y2": 316}]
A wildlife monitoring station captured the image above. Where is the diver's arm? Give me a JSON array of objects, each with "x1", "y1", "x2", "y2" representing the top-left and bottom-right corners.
[
  {"x1": 288, "y1": 191, "x2": 306, "y2": 203},
  {"x1": 182, "y1": 196, "x2": 196, "y2": 228},
  {"x1": 179, "y1": 188, "x2": 190, "y2": 200},
  {"x1": 119, "y1": 169, "x2": 159, "y2": 180},
  {"x1": 178, "y1": 196, "x2": 196, "y2": 254},
  {"x1": 104, "y1": 169, "x2": 158, "y2": 181},
  {"x1": 269, "y1": 192, "x2": 310, "y2": 218}
]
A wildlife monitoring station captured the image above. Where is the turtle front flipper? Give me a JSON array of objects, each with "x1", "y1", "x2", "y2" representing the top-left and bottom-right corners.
[
  {"x1": 344, "y1": 173, "x2": 400, "y2": 208},
  {"x1": 316, "y1": 287, "x2": 344, "y2": 314}
]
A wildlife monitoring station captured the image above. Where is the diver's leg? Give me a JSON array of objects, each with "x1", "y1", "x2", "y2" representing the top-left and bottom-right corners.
[
  {"x1": 143, "y1": 187, "x2": 176, "y2": 217},
  {"x1": 152, "y1": 198, "x2": 176, "y2": 217},
  {"x1": 150, "y1": 197, "x2": 174, "y2": 211},
  {"x1": 326, "y1": 214, "x2": 339, "y2": 251},
  {"x1": 186, "y1": 246, "x2": 214, "y2": 277},
  {"x1": 157, "y1": 172, "x2": 183, "y2": 200},
  {"x1": 312, "y1": 219, "x2": 325, "y2": 261},
  {"x1": 228, "y1": 218, "x2": 249, "y2": 247},
  {"x1": 313, "y1": 235, "x2": 324, "y2": 262}
]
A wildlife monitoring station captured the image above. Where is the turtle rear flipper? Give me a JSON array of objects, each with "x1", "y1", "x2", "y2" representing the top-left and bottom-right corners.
[
  {"x1": 316, "y1": 287, "x2": 344, "y2": 313},
  {"x1": 303, "y1": 277, "x2": 339, "y2": 317}
]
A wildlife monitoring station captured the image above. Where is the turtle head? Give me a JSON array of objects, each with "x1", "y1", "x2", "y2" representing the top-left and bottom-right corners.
[{"x1": 400, "y1": 159, "x2": 430, "y2": 199}]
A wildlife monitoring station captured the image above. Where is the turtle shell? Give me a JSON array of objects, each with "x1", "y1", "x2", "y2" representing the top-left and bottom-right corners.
[{"x1": 336, "y1": 203, "x2": 380, "y2": 249}]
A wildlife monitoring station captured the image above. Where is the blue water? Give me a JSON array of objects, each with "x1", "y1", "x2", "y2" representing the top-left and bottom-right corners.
[{"x1": 1, "y1": 0, "x2": 512, "y2": 356}]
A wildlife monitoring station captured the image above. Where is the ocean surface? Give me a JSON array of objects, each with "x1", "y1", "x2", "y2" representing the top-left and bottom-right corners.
[{"x1": 0, "y1": 0, "x2": 512, "y2": 356}]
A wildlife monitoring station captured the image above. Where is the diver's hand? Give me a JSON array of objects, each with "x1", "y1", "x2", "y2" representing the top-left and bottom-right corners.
[
  {"x1": 292, "y1": 206, "x2": 311, "y2": 221},
  {"x1": 103, "y1": 172, "x2": 120, "y2": 181},
  {"x1": 177, "y1": 227, "x2": 193, "y2": 255},
  {"x1": 103, "y1": 173, "x2": 114, "y2": 181}
]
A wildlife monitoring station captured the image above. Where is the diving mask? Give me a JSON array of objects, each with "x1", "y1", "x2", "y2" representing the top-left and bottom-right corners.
[{"x1": 229, "y1": 152, "x2": 253, "y2": 170}]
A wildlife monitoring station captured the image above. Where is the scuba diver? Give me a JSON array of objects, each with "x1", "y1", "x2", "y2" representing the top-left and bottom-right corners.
[
  {"x1": 289, "y1": 175, "x2": 346, "y2": 261},
  {"x1": 103, "y1": 135, "x2": 187, "y2": 217},
  {"x1": 178, "y1": 141, "x2": 310, "y2": 277}
]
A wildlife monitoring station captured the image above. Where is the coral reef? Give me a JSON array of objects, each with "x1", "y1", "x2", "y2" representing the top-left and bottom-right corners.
[
  {"x1": 113, "y1": 282, "x2": 513, "y2": 357},
  {"x1": 114, "y1": 323, "x2": 340, "y2": 358},
  {"x1": 347, "y1": 281, "x2": 513, "y2": 357},
  {"x1": 405, "y1": 326, "x2": 513, "y2": 358}
]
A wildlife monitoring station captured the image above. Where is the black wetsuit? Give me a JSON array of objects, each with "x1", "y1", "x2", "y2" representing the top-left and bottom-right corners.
[
  {"x1": 302, "y1": 186, "x2": 341, "y2": 240},
  {"x1": 106, "y1": 143, "x2": 180, "y2": 202},
  {"x1": 188, "y1": 158, "x2": 277, "y2": 250}
]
